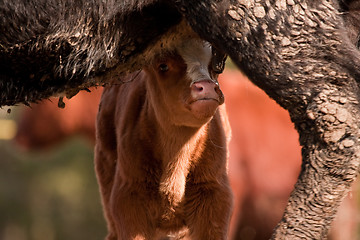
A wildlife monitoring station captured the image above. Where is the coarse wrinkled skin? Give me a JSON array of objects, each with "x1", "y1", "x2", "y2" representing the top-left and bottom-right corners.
[
  {"x1": 4, "y1": 0, "x2": 360, "y2": 239},
  {"x1": 95, "y1": 39, "x2": 232, "y2": 240},
  {"x1": 171, "y1": 0, "x2": 360, "y2": 239}
]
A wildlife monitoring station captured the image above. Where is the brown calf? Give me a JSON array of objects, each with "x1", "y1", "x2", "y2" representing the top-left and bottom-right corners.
[{"x1": 95, "y1": 39, "x2": 233, "y2": 240}]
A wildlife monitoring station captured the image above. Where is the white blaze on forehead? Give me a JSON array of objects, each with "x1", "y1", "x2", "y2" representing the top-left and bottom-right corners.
[{"x1": 177, "y1": 39, "x2": 213, "y2": 84}]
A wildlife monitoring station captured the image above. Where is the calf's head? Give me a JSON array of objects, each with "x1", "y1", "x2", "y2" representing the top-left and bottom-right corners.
[{"x1": 144, "y1": 39, "x2": 225, "y2": 128}]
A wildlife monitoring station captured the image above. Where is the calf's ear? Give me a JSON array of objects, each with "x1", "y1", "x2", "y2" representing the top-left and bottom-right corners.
[{"x1": 211, "y1": 46, "x2": 227, "y2": 74}]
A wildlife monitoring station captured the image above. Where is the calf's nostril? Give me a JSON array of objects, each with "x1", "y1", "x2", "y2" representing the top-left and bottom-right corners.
[
  {"x1": 192, "y1": 83, "x2": 204, "y2": 92},
  {"x1": 191, "y1": 80, "x2": 222, "y2": 101}
]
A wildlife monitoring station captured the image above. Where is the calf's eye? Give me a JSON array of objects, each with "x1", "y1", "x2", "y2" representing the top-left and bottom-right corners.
[{"x1": 159, "y1": 64, "x2": 169, "y2": 72}]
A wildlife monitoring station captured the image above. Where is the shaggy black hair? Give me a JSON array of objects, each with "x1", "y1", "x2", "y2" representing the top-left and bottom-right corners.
[
  {"x1": 1, "y1": 0, "x2": 360, "y2": 107},
  {"x1": 0, "y1": 0, "x2": 181, "y2": 106}
]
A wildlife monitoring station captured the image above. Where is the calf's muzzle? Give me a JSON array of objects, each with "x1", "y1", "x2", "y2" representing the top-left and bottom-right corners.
[{"x1": 190, "y1": 79, "x2": 224, "y2": 104}]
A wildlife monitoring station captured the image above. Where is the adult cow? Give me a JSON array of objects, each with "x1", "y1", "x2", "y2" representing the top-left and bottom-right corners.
[
  {"x1": 3, "y1": 0, "x2": 360, "y2": 239},
  {"x1": 15, "y1": 88, "x2": 102, "y2": 150}
]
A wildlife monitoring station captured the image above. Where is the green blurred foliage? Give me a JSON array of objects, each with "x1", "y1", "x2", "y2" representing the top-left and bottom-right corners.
[
  {"x1": 225, "y1": 58, "x2": 237, "y2": 69},
  {"x1": 0, "y1": 137, "x2": 107, "y2": 240}
]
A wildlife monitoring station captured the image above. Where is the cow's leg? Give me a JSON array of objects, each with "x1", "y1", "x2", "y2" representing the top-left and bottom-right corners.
[
  {"x1": 94, "y1": 146, "x2": 118, "y2": 240},
  {"x1": 95, "y1": 92, "x2": 119, "y2": 239},
  {"x1": 109, "y1": 178, "x2": 159, "y2": 240},
  {"x1": 184, "y1": 176, "x2": 233, "y2": 240}
]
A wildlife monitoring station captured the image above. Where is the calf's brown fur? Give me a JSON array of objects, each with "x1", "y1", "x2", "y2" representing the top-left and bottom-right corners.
[{"x1": 95, "y1": 39, "x2": 232, "y2": 240}]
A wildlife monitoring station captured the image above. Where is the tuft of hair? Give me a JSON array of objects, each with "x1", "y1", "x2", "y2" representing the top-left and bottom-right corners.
[{"x1": 140, "y1": 20, "x2": 203, "y2": 66}]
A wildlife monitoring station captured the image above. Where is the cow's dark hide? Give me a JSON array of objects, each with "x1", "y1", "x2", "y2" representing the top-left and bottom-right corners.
[
  {"x1": 0, "y1": 0, "x2": 181, "y2": 106},
  {"x1": 2, "y1": 0, "x2": 360, "y2": 107}
]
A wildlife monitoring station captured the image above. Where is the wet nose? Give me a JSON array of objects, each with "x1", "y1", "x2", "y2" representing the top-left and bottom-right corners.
[
  {"x1": 191, "y1": 80, "x2": 217, "y2": 94},
  {"x1": 191, "y1": 80, "x2": 223, "y2": 103}
]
